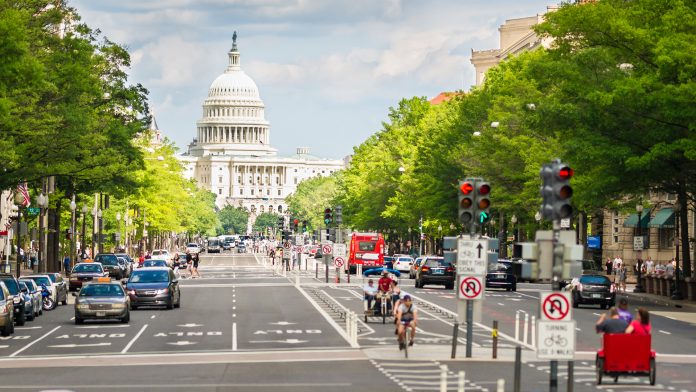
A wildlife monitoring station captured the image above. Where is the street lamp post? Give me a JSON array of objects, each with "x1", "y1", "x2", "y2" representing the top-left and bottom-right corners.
[
  {"x1": 438, "y1": 225, "x2": 443, "y2": 255},
  {"x1": 37, "y1": 193, "x2": 49, "y2": 273},
  {"x1": 69, "y1": 196, "x2": 77, "y2": 272},
  {"x1": 91, "y1": 206, "x2": 97, "y2": 258},
  {"x1": 671, "y1": 203, "x2": 683, "y2": 300},
  {"x1": 81, "y1": 205, "x2": 88, "y2": 260},
  {"x1": 14, "y1": 192, "x2": 24, "y2": 278},
  {"x1": 511, "y1": 214, "x2": 518, "y2": 242},
  {"x1": 97, "y1": 208, "x2": 103, "y2": 255},
  {"x1": 116, "y1": 212, "x2": 122, "y2": 250},
  {"x1": 634, "y1": 203, "x2": 645, "y2": 293}
]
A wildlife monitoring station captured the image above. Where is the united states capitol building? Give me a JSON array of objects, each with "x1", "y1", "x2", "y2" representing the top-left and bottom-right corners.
[{"x1": 178, "y1": 35, "x2": 344, "y2": 225}]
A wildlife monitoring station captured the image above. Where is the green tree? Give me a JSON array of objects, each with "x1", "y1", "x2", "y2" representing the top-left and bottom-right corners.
[
  {"x1": 253, "y1": 212, "x2": 279, "y2": 234},
  {"x1": 218, "y1": 206, "x2": 249, "y2": 235},
  {"x1": 286, "y1": 174, "x2": 341, "y2": 231}
]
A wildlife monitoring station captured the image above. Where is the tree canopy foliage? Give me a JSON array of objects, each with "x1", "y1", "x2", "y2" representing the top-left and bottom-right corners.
[{"x1": 219, "y1": 206, "x2": 249, "y2": 235}]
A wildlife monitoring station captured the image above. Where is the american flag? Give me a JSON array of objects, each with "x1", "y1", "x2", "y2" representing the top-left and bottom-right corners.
[{"x1": 16, "y1": 183, "x2": 30, "y2": 207}]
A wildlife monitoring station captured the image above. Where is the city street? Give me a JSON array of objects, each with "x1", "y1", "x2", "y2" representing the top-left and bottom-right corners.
[{"x1": 0, "y1": 253, "x2": 693, "y2": 391}]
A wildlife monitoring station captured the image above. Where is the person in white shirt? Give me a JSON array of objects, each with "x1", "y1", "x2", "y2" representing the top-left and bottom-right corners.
[
  {"x1": 363, "y1": 279, "x2": 378, "y2": 311},
  {"x1": 645, "y1": 257, "x2": 654, "y2": 275}
]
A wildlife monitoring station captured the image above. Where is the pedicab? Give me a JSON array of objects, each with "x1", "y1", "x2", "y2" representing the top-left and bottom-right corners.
[
  {"x1": 596, "y1": 333, "x2": 656, "y2": 385},
  {"x1": 362, "y1": 268, "x2": 401, "y2": 324}
]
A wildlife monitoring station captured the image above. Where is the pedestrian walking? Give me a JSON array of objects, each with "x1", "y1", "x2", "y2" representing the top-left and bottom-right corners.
[
  {"x1": 606, "y1": 257, "x2": 613, "y2": 275},
  {"x1": 185, "y1": 251, "x2": 193, "y2": 279},
  {"x1": 645, "y1": 257, "x2": 654, "y2": 275},
  {"x1": 192, "y1": 252, "x2": 200, "y2": 278},
  {"x1": 63, "y1": 254, "x2": 71, "y2": 275},
  {"x1": 618, "y1": 264, "x2": 627, "y2": 292},
  {"x1": 269, "y1": 249, "x2": 275, "y2": 265}
]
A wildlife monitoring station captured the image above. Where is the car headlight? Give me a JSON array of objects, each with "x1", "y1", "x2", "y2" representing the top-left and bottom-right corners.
[
  {"x1": 127, "y1": 289, "x2": 135, "y2": 295},
  {"x1": 157, "y1": 288, "x2": 169, "y2": 295},
  {"x1": 112, "y1": 303, "x2": 126, "y2": 309},
  {"x1": 13, "y1": 296, "x2": 21, "y2": 304},
  {"x1": 76, "y1": 304, "x2": 90, "y2": 310}
]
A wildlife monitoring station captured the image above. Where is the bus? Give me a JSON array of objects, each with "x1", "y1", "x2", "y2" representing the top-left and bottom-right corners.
[
  {"x1": 348, "y1": 232, "x2": 385, "y2": 273},
  {"x1": 207, "y1": 237, "x2": 221, "y2": 253}
]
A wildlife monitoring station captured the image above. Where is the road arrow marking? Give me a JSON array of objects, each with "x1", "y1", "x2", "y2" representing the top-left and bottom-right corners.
[
  {"x1": 249, "y1": 339, "x2": 307, "y2": 344},
  {"x1": 177, "y1": 323, "x2": 203, "y2": 328},
  {"x1": 49, "y1": 342, "x2": 112, "y2": 348},
  {"x1": 269, "y1": 321, "x2": 296, "y2": 326},
  {"x1": 167, "y1": 340, "x2": 198, "y2": 346},
  {"x1": 76, "y1": 325, "x2": 130, "y2": 329}
]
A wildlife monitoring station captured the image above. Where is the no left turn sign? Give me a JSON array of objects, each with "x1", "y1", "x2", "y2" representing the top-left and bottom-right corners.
[
  {"x1": 322, "y1": 244, "x2": 333, "y2": 255},
  {"x1": 540, "y1": 292, "x2": 572, "y2": 321},
  {"x1": 458, "y1": 276, "x2": 483, "y2": 300}
]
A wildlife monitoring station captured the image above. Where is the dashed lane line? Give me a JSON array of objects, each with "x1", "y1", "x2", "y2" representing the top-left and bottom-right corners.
[
  {"x1": 121, "y1": 324, "x2": 148, "y2": 354},
  {"x1": 9, "y1": 326, "x2": 61, "y2": 358}
]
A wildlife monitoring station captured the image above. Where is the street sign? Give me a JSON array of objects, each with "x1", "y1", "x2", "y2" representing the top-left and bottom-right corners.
[
  {"x1": 536, "y1": 320, "x2": 576, "y2": 360},
  {"x1": 540, "y1": 292, "x2": 572, "y2": 321},
  {"x1": 560, "y1": 218, "x2": 571, "y2": 228},
  {"x1": 322, "y1": 244, "x2": 333, "y2": 255},
  {"x1": 633, "y1": 236, "x2": 644, "y2": 251},
  {"x1": 26, "y1": 207, "x2": 40, "y2": 216},
  {"x1": 456, "y1": 238, "x2": 488, "y2": 275},
  {"x1": 334, "y1": 257, "x2": 345, "y2": 268},
  {"x1": 333, "y1": 243, "x2": 347, "y2": 258},
  {"x1": 283, "y1": 242, "x2": 291, "y2": 250},
  {"x1": 458, "y1": 275, "x2": 483, "y2": 300}
]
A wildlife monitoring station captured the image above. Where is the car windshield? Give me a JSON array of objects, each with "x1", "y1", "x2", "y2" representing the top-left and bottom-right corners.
[
  {"x1": 73, "y1": 264, "x2": 104, "y2": 273},
  {"x1": 129, "y1": 270, "x2": 169, "y2": 283},
  {"x1": 358, "y1": 241, "x2": 376, "y2": 251},
  {"x1": 28, "y1": 276, "x2": 52, "y2": 286},
  {"x1": 19, "y1": 281, "x2": 28, "y2": 291},
  {"x1": 48, "y1": 274, "x2": 57, "y2": 283},
  {"x1": 397, "y1": 257, "x2": 412, "y2": 262},
  {"x1": 95, "y1": 255, "x2": 118, "y2": 265},
  {"x1": 20, "y1": 280, "x2": 36, "y2": 291},
  {"x1": 79, "y1": 284, "x2": 125, "y2": 297},
  {"x1": 143, "y1": 260, "x2": 167, "y2": 267},
  {"x1": 187, "y1": 243, "x2": 198, "y2": 248},
  {"x1": 425, "y1": 259, "x2": 447, "y2": 268},
  {"x1": 579, "y1": 276, "x2": 611, "y2": 285},
  {"x1": 0, "y1": 277, "x2": 19, "y2": 294},
  {"x1": 489, "y1": 263, "x2": 512, "y2": 272}
]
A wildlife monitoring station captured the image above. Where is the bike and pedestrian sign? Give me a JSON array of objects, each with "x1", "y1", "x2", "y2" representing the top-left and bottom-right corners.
[
  {"x1": 332, "y1": 243, "x2": 347, "y2": 258},
  {"x1": 456, "y1": 238, "x2": 488, "y2": 275},
  {"x1": 458, "y1": 275, "x2": 483, "y2": 300},
  {"x1": 536, "y1": 320, "x2": 576, "y2": 360},
  {"x1": 334, "y1": 257, "x2": 345, "y2": 268},
  {"x1": 540, "y1": 292, "x2": 572, "y2": 321}
]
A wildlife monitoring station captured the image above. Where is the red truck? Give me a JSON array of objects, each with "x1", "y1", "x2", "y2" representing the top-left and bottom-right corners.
[{"x1": 348, "y1": 232, "x2": 385, "y2": 273}]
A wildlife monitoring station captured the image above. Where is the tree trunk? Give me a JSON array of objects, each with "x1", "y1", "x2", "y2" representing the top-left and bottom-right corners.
[
  {"x1": 498, "y1": 211, "x2": 507, "y2": 259},
  {"x1": 678, "y1": 185, "x2": 691, "y2": 278}
]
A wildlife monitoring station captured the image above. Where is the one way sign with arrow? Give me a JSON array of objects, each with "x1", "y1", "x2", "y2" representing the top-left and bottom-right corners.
[{"x1": 456, "y1": 239, "x2": 488, "y2": 275}]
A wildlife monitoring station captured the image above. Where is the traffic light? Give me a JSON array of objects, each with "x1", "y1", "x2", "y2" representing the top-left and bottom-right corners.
[
  {"x1": 539, "y1": 160, "x2": 573, "y2": 221},
  {"x1": 475, "y1": 182, "x2": 491, "y2": 224},
  {"x1": 335, "y1": 205, "x2": 343, "y2": 225},
  {"x1": 324, "y1": 208, "x2": 332, "y2": 225},
  {"x1": 458, "y1": 180, "x2": 475, "y2": 225},
  {"x1": 552, "y1": 163, "x2": 573, "y2": 219},
  {"x1": 302, "y1": 220, "x2": 308, "y2": 233},
  {"x1": 277, "y1": 216, "x2": 284, "y2": 230},
  {"x1": 293, "y1": 219, "x2": 299, "y2": 232}
]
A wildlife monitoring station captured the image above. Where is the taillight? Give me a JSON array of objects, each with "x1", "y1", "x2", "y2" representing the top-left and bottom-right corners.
[
  {"x1": 421, "y1": 266, "x2": 430, "y2": 273},
  {"x1": 446, "y1": 267, "x2": 454, "y2": 273},
  {"x1": 610, "y1": 284, "x2": 615, "y2": 293}
]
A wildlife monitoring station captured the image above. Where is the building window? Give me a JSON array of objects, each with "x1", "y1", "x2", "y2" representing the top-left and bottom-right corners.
[
  {"x1": 267, "y1": 189, "x2": 270, "y2": 195},
  {"x1": 240, "y1": 189, "x2": 243, "y2": 195},
  {"x1": 251, "y1": 189, "x2": 254, "y2": 195},
  {"x1": 294, "y1": 178, "x2": 297, "y2": 185},
  {"x1": 218, "y1": 188, "x2": 222, "y2": 195},
  {"x1": 218, "y1": 176, "x2": 223, "y2": 184},
  {"x1": 238, "y1": 176, "x2": 241, "y2": 183},
  {"x1": 278, "y1": 189, "x2": 281, "y2": 196},
  {"x1": 614, "y1": 235, "x2": 619, "y2": 243},
  {"x1": 658, "y1": 228, "x2": 675, "y2": 249},
  {"x1": 294, "y1": 169, "x2": 298, "y2": 172}
]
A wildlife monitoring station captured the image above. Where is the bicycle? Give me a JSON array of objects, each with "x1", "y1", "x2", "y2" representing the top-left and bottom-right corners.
[{"x1": 544, "y1": 334, "x2": 568, "y2": 347}]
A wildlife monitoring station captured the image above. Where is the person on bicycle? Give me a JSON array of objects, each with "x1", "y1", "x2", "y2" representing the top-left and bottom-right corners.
[
  {"x1": 376, "y1": 270, "x2": 393, "y2": 315},
  {"x1": 396, "y1": 295, "x2": 418, "y2": 350}
]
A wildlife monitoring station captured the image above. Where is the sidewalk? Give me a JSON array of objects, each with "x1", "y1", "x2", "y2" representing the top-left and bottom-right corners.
[{"x1": 618, "y1": 283, "x2": 696, "y2": 311}]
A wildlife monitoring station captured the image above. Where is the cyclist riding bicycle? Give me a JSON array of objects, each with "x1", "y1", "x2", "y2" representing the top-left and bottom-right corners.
[
  {"x1": 396, "y1": 295, "x2": 418, "y2": 350},
  {"x1": 376, "y1": 270, "x2": 394, "y2": 315}
]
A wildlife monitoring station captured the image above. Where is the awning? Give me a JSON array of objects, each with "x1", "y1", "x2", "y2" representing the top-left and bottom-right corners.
[
  {"x1": 648, "y1": 208, "x2": 675, "y2": 228},
  {"x1": 623, "y1": 213, "x2": 650, "y2": 228}
]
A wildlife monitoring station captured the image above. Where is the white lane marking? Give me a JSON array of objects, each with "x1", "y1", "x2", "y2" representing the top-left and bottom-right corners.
[
  {"x1": 76, "y1": 325, "x2": 130, "y2": 329},
  {"x1": 232, "y1": 322, "x2": 237, "y2": 351},
  {"x1": 49, "y1": 342, "x2": 112, "y2": 348},
  {"x1": 295, "y1": 285, "x2": 357, "y2": 348},
  {"x1": 233, "y1": 306, "x2": 236, "y2": 310},
  {"x1": 593, "y1": 313, "x2": 601, "y2": 316},
  {"x1": 14, "y1": 326, "x2": 42, "y2": 330},
  {"x1": 10, "y1": 326, "x2": 61, "y2": 357},
  {"x1": 151, "y1": 315, "x2": 156, "y2": 319},
  {"x1": 659, "y1": 330, "x2": 672, "y2": 335},
  {"x1": 121, "y1": 324, "x2": 148, "y2": 354},
  {"x1": 498, "y1": 302, "x2": 505, "y2": 306}
]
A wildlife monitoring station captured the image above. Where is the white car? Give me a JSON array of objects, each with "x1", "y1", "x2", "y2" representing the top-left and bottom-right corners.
[
  {"x1": 151, "y1": 249, "x2": 173, "y2": 265},
  {"x1": 186, "y1": 243, "x2": 201, "y2": 254},
  {"x1": 393, "y1": 256, "x2": 414, "y2": 273}
]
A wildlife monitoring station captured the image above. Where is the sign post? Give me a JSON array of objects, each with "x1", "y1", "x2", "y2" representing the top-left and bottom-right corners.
[
  {"x1": 322, "y1": 243, "x2": 332, "y2": 283},
  {"x1": 456, "y1": 238, "x2": 487, "y2": 358}
]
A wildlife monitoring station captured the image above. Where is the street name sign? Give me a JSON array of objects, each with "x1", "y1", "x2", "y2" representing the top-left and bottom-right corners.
[
  {"x1": 536, "y1": 320, "x2": 576, "y2": 360},
  {"x1": 539, "y1": 292, "x2": 572, "y2": 321},
  {"x1": 456, "y1": 238, "x2": 488, "y2": 275},
  {"x1": 333, "y1": 243, "x2": 347, "y2": 258},
  {"x1": 458, "y1": 275, "x2": 484, "y2": 301}
]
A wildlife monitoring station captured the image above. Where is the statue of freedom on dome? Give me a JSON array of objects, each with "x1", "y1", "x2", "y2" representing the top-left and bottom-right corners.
[{"x1": 232, "y1": 31, "x2": 237, "y2": 46}]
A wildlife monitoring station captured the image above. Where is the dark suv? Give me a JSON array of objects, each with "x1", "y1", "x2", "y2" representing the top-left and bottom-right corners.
[
  {"x1": 571, "y1": 275, "x2": 615, "y2": 309},
  {"x1": 94, "y1": 254, "x2": 125, "y2": 280},
  {"x1": 414, "y1": 257, "x2": 454, "y2": 289},
  {"x1": 0, "y1": 274, "x2": 27, "y2": 326},
  {"x1": 126, "y1": 267, "x2": 181, "y2": 309}
]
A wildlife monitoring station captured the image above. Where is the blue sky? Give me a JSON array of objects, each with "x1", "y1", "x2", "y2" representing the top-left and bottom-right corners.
[{"x1": 71, "y1": 0, "x2": 555, "y2": 160}]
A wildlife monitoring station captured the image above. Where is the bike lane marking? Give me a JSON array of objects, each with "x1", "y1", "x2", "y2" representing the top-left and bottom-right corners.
[
  {"x1": 121, "y1": 324, "x2": 149, "y2": 353},
  {"x1": 9, "y1": 326, "x2": 61, "y2": 357}
]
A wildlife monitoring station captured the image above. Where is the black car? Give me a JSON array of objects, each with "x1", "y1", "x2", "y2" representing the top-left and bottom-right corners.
[
  {"x1": 571, "y1": 275, "x2": 616, "y2": 309},
  {"x1": 94, "y1": 253, "x2": 125, "y2": 280},
  {"x1": 126, "y1": 267, "x2": 181, "y2": 309},
  {"x1": 486, "y1": 261, "x2": 517, "y2": 291},
  {"x1": 0, "y1": 274, "x2": 27, "y2": 326},
  {"x1": 414, "y1": 257, "x2": 454, "y2": 289}
]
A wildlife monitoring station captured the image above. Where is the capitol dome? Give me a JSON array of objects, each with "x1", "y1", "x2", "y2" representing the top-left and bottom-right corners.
[{"x1": 208, "y1": 71, "x2": 260, "y2": 101}]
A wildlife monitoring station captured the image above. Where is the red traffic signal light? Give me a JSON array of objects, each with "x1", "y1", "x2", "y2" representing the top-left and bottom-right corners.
[
  {"x1": 324, "y1": 208, "x2": 331, "y2": 214},
  {"x1": 558, "y1": 166, "x2": 574, "y2": 180},
  {"x1": 460, "y1": 182, "x2": 474, "y2": 195},
  {"x1": 478, "y1": 183, "x2": 490, "y2": 195},
  {"x1": 293, "y1": 219, "x2": 299, "y2": 225}
]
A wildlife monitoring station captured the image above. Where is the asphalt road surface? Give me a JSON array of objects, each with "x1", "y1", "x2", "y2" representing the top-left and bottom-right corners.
[{"x1": 0, "y1": 252, "x2": 693, "y2": 392}]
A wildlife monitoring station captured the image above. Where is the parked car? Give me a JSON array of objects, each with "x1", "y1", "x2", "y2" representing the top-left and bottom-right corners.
[
  {"x1": 185, "y1": 243, "x2": 201, "y2": 254},
  {"x1": 18, "y1": 279, "x2": 42, "y2": 317},
  {"x1": 25, "y1": 274, "x2": 68, "y2": 308},
  {"x1": 414, "y1": 257, "x2": 454, "y2": 289},
  {"x1": 485, "y1": 261, "x2": 517, "y2": 291},
  {"x1": 126, "y1": 267, "x2": 181, "y2": 310},
  {"x1": 393, "y1": 256, "x2": 414, "y2": 273},
  {"x1": 0, "y1": 282, "x2": 14, "y2": 336},
  {"x1": 0, "y1": 274, "x2": 27, "y2": 325},
  {"x1": 115, "y1": 253, "x2": 135, "y2": 275},
  {"x1": 17, "y1": 281, "x2": 36, "y2": 321},
  {"x1": 151, "y1": 249, "x2": 173, "y2": 265},
  {"x1": 237, "y1": 243, "x2": 247, "y2": 253},
  {"x1": 571, "y1": 274, "x2": 616, "y2": 309},
  {"x1": 410, "y1": 257, "x2": 424, "y2": 279},
  {"x1": 74, "y1": 281, "x2": 130, "y2": 324},
  {"x1": 69, "y1": 263, "x2": 108, "y2": 291},
  {"x1": 94, "y1": 254, "x2": 126, "y2": 280}
]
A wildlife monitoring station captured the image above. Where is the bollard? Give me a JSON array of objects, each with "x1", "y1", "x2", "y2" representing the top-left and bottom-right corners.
[
  {"x1": 492, "y1": 320, "x2": 498, "y2": 359},
  {"x1": 530, "y1": 315, "x2": 536, "y2": 348},
  {"x1": 440, "y1": 365, "x2": 448, "y2": 392},
  {"x1": 523, "y1": 313, "x2": 529, "y2": 345},
  {"x1": 567, "y1": 361, "x2": 574, "y2": 392},
  {"x1": 315, "y1": 262, "x2": 318, "y2": 279},
  {"x1": 514, "y1": 346, "x2": 521, "y2": 392},
  {"x1": 496, "y1": 378, "x2": 505, "y2": 392},
  {"x1": 458, "y1": 371, "x2": 466, "y2": 392},
  {"x1": 451, "y1": 322, "x2": 459, "y2": 359},
  {"x1": 353, "y1": 312, "x2": 359, "y2": 345},
  {"x1": 514, "y1": 311, "x2": 520, "y2": 341}
]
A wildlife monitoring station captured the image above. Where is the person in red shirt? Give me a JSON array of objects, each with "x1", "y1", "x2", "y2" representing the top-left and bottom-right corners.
[
  {"x1": 138, "y1": 252, "x2": 145, "y2": 268},
  {"x1": 378, "y1": 270, "x2": 393, "y2": 293},
  {"x1": 625, "y1": 308, "x2": 651, "y2": 335}
]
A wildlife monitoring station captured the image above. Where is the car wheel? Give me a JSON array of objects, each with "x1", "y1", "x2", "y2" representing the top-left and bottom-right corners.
[
  {"x1": 15, "y1": 311, "x2": 25, "y2": 326},
  {"x1": 596, "y1": 356, "x2": 604, "y2": 385},
  {"x1": 121, "y1": 312, "x2": 130, "y2": 323},
  {"x1": 61, "y1": 293, "x2": 68, "y2": 306},
  {"x1": 1, "y1": 321, "x2": 10, "y2": 337},
  {"x1": 174, "y1": 293, "x2": 181, "y2": 308},
  {"x1": 166, "y1": 296, "x2": 174, "y2": 310},
  {"x1": 27, "y1": 311, "x2": 35, "y2": 321},
  {"x1": 75, "y1": 317, "x2": 84, "y2": 325},
  {"x1": 649, "y1": 357, "x2": 656, "y2": 385},
  {"x1": 446, "y1": 283, "x2": 454, "y2": 290},
  {"x1": 130, "y1": 304, "x2": 137, "y2": 310}
]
